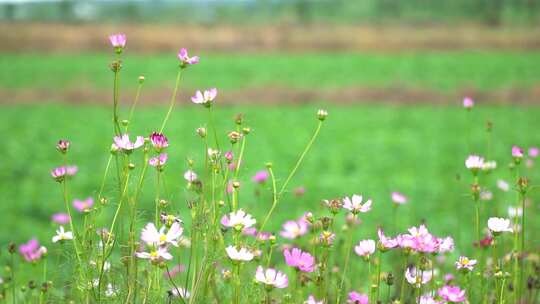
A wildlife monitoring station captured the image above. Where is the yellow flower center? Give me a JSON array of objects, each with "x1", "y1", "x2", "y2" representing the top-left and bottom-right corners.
[{"x1": 159, "y1": 234, "x2": 167, "y2": 242}]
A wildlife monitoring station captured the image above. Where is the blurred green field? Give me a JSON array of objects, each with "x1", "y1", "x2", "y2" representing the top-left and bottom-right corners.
[
  {"x1": 1, "y1": 52, "x2": 540, "y2": 92},
  {"x1": 1, "y1": 103, "x2": 539, "y2": 255}
]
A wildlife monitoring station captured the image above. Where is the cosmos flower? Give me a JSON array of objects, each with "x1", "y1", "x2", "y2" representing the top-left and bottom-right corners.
[
  {"x1": 140, "y1": 222, "x2": 183, "y2": 247},
  {"x1": 135, "y1": 246, "x2": 173, "y2": 262},
  {"x1": 305, "y1": 295, "x2": 324, "y2": 304},
  {"x1": 178, "y1": 48, "x2": 199, "y2": 67},
  {"x1": 438, "y1": 285, "x2": 466, "y2": 302},
  {"x1": 149, "y1": 132, "x2": 168, "y2": 151},
  {"x1": 487, "y1": 217, "x2": 513, "y2": 234},
  {"x1": 226, "y1": 246, "x2": 254, "y2": 262},
  {"x1": 529, "y1": 147, "x2": 539, "y2": 158},
  {"x1": 51, "y1": 166, "x2": 78, "y2": 182},
  {"x1": 73, "y1": 197, "x2": 94, "y2": 213},
  {"x1": 283, "y1": 248, "x2": 315, "y2": 272},
  {"x1": 51, "y1": 212, "x2": 70, "y2": 225},
  {"x1": 455, "y1": 256, "x2": 477, "y2": 271},
  {"x1": 512, "y1": 145, "x2": 524, "y2": 159},
  {"x1": 19, "y1": 239, "x2": 47, "y2": 262},
  {"x1": 463, "y1": 97, "x2": 474, "y2": 109},
  {"x1": 221, "y1": 209, "x2": 256, "y2": 231},
  {"x1": 378, "y1": 228, "x2": 398, "y2": 250},
  {"x1": 56, "y1": 139, "x2": 70, "y2": 153},
  {"x1": 184, "y1": 170, "x2": 198, "y2": 182},
  {"x1": 255, "y1": 266, "x2": 288, "y2": 289},
  {"x1": 109, "y1": 34, "x2": 126, "y2": 49},
  {"x1": 113, "y1": 134, "x2": 144, "y2": 152},
  {"x1": 354, "y1": 239, "x2": 376, "y2": 258},
  {"x1": 169, "y1": 287, "x2": 190, "y2": 299},
  {"x1": 280, "y1": 218, "x2": 309, "y2": 239},
  {"x1": 405, "y1": 267, "x2": 432, "y2": 288},
  {"x1": 342, "y1": 194, "x2": 372, "y2": 214},
  {"x1": 191, "y1": 88, "x2": 217, "y2": 106},
  {"x1": 252, "y1": 170, "x2": 269, "y2": 184},
  {"x1": 52, "y1": 226, "x2": 73, "y2": 243},
  {"x1": 391, "y1": 192, "x2": 407, "y2": 205},
  {"x1": 347, "y1": 291, "x2": 368, "y2": 304},
  {"x1": 148, "y1": 153, "x2": 168, "y2": 169},
  {"x1": 465, "y1": 155, "x2": 484, "y2": 171}
]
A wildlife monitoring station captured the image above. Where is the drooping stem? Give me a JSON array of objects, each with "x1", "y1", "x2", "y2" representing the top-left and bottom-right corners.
[
  {"x1": 160, "y1": 69, "x2": 183, "y2": 133},
  {"x1": 257, "y1": 166, "x2": 277, "y2": 236}
]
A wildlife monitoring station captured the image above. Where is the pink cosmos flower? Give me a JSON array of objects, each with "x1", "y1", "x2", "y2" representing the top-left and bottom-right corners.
[
  {"x1": 405, "y1": 267, "x2": 432, "y2": 287},
  {"x1": 378, "y1": 228, "x2": 398, "y2": 250},
  {"x1": 252, "y1": 170, "x2": 269, "y2": 184},
  {"x1": 51, "y1": 212, "x2": 70, "y2": 225},
  {"x1": 178, "y1": 48, "x2": 199, "y2": 67},
  {"x1": 306, "y1": 295, "x2": 324, "y2": 304},
  {"x1": 512, "y1": 145, "x2": 524, "y2": 158},
  {"x1": 113, "y1": 134, "x2": 144, "y2": 152},
  {"x1": 226, "y1": 246, "x2": 254, "y2": 262},
  {"x1": 255, "y1": 266, "x2": 288, "y2": 289},
  {"x1": 455, "y1": 256, "x2": 477, "y2": 271},
  {"x1": 419, "y1": 295, "x2": 442, "y2": 304},
  {"x1": 135, "y1": 246, "x2": 173, "y2": 262},
  {"x1": 529, "y1": 147, "x2": 539, "y2": 158},
  {"x1": 463, "y1": 97, "x2": 474, "y2": 109},
  {"x1": 437, "y1": 236, "x2": 455, "y2": 253},
  {"x1": 347, "y1": 291, "x2": 368, "y2": 304},
  {"x1": 191, "y1": 88, "x2": 217, "y2": 106},
  {"x1": 391, "y1": 192, "x2": 407, "y2": 205},
  {"x1": 354, "y1": 239, "x2": 376, "y2": 258},
  {"x1": 149, "y1": 153, "x2": 168, "y2": 169},
  {"x1": 438, "y1": 285, "x2": 466, "y2": 302},
  {"x1": 280, "y1": 218, "x2": 309, "y2": 239},
  {"x1": 109, "y1": 34, "x2": 126, "y2": 49},
  {"x1": 184, "y1": 170, "x2": 197, "y2": 182},
  {"x1": 51, "y1": 166, "x2": 78, "y2": 182},
  {"x1": 342, "y1": 194, "x2": 372, "y2": 214},
  {"x1": 224, "y1": 151, "x2": 234, "y2": 162},
  {"x1": 141, "y1": 222, "x2": 183, "y2": 247},
  {"x1": 19, "y1": 239, "x2": 47, "y2": 262},
  {"x1": 283, "y1": 248, "x2": 315, "y2": 272},
  {"x1": 149, "y1": 132, "x2": 168, "y2": 151},
  {"x1": 73, "y1": 197, "x2": 94, "y2": 213}
]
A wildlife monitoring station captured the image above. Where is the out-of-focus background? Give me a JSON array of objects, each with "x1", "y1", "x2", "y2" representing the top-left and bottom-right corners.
[{"x1": 1, "y1": 0, "x2": 539, "y2": 250}]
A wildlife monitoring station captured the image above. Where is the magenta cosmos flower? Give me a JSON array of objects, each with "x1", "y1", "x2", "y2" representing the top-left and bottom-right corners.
[
  {"x1": 51, "y1": 212, "x2": 70, "y2": 225},
  {"x1": 191, "y1": 88, "x2": 217, "y2": 107},
  {"x1": 252, "y1": 170, "x2": 269, "y2": 184},
  {"x1": 19, "y1": 239, "x2": 47, "y2": 262},
  {"x1": 113, "y1": 134, "x2": 144, "y2": 152},
  {"x1": 462, "y1": 97, "x2": 474, "y2": 109},
  {"x1": 109, "y1": 34, "x2": 126, "y2": 51},
  {"x1": 512, "y1": 145, "x2": 524, "y2": 159},
  {"x1": 391, "y1": 191, "x2": 407, "y2": 205},
  {"x1": 438, "y1": 285, "x2": 466, "y2": 302},
  {"x1": 347, "y1": 291, "x2": 368, "y2": 304},
  {"x1": 283, "y1": 248, "x2": 315, "y2": 272},
  {"x1": 178, "y1": 48, "x2": 199, "y2": 67},
  {"x1": 51, "y1": 165, "x2": 78, "y2": 182},
  {"x1": 73, "y1": 197, "x2": 94, "y2": 213},
  {"x1": 529, "y1": 147, "x2": 539, "y2": 158},
  {"x1": 255, "y1": 266, "x2": 288, "y2": 289},
  {"x1": 149, "y1": 132, "x2": 168, "y2": 151}
]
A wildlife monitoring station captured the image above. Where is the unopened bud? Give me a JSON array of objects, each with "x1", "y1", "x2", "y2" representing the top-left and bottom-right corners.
[
  {"x1": 128, "y1": 163, "x2": 135, "y2": 170},
  {"x1": 317, "y1": 109, "x2": 328, "y2": 121},
  {"x1": 121, "y1": 119, "x2": 129, "y2": 127},
  {"x1": 8, "y1": 242, "x2": 16, "y2": 254},
  {"x1": 196, "y1": 127, "x2": 207, "y2": 138},
  {"x1": 235, "y1": 113, "x2": 244, "y2": 125},
  {"x1": 228, "y1": 131, "x2": 242, "y2": 144},
  {"x1": 242, "y1": 127, "x2": 251, "y2": 135},
  {"x1": 138, "y1": 75, "x2": 145, "y2": 83}
]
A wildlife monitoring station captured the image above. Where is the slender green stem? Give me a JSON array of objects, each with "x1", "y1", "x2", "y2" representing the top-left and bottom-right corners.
[
  {"x1": 376, "y1": 251, "x2": 382, "y2": 302},
  {"x1": 336, "y1": 229, "x2": 353, "y2": 304},
  {"x1": 159, "y1": 69, "x2": 182, "y2": 133},
  {"x1": 257, "y1": 167, "x2": 277, "y2": 236},
  {"x1": 11, "y1": 252, "x2": 16, "y2": 304},
  {"x1": 278, "y1": 121, "x2": 322, "y2": 197},
  {"x1": 113, "y1": 66, "x2": 122, "y2": 136},
  {"x1": 126, "y1": 80, "x2": 144, "y2": 132}
]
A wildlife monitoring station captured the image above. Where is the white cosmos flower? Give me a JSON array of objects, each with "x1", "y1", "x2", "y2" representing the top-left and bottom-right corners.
[
  {"x1": 141, "y1": 222, "x2": 183, "y2": 247},
  {"x1": 342, "y1": 194, "x2": 372, "y2": 214},
  {"x1": 191, "y1": 88, "x2": 217, "y2": 105},
  {"x1": 52, "y1": 226, "x2": 73, "y2": 243},
  {"x1": 184, "y1": 170, "x2": 197, "y2": 182},
  {"x1": 135, "y1": 247, "x2": 173, "y2": 261},
  {"x1": 226, "y1": 246, "x2": 254, "y2": 262},
  {"x1": 255, "y1": 266, "x2": 288, "y2": 288},
  {"x1": 497, "y1": 179, "x2": 510, "y2": 192},
  {"x1": 169, "y1": 287, "x2": 190, "y2": 299},
  {"x1": 222, "y1": 209, "x2": 256, "y2": 230},
  {"x1": 405, "y1": 267, "x2": 432, "y2": 288},
  {"x1": 487, "y1": 217, "x2": 513, "y2": 233},
  {"x1": 465, "y1": 155, "x2": 484, "y2": 171},
  {"x1": 482, "y1": 160, "x2": 497, "y2": 171}
]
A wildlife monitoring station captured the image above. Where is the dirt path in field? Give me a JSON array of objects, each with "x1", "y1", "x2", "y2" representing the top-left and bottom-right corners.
[
  {"x1": 1, "y1": 22, "x2": 540, "y2": 52},
  {"x1": 1, "y1": 85, "x2": 539, "y2": 105}
]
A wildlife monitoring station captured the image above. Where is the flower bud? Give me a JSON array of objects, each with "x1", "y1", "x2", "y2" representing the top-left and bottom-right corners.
[
  {"x1": 121, "y1": 119, "x2": 129, "y2": 127},
  {"x1": 8, "y1": 242, "x2": 16, "y2": 254},
  {"x1": 235, "y1": 113, "x2": 244, "y2": 125},
  {"x1": 138, "y1": 75, "x2": 145, "y2": 83},
  {"x1": 228, "y1": 131, "x2": 242, "y2": 144},
  {"x1": 56, "y1": 139, "x2": 70, "y2": 154},
  {"x1": 196, "y1": 127, "x2": 207, "y2": 138},
  {"x1": 517, "y1": 177, "x2": 529, "y2": 194},
  {"x1": 109, "y1": 60, "x2": 122, "y2": 72},
  {"x1": 317, "y1": 109, "x2": 328, "y2": 121},
  {"x1": 242, "y1": 127, "x2": 251, "y2": 135},
  {"x1": 128, "y1": 163, "x2": 135, "y2": 170}
]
